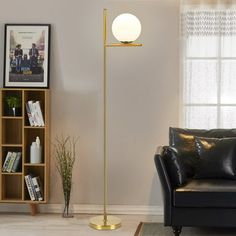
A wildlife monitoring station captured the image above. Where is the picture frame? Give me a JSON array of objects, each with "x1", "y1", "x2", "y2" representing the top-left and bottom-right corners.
[{"x1": 4, "y1": 24, "x2": 51, "y2": 88}]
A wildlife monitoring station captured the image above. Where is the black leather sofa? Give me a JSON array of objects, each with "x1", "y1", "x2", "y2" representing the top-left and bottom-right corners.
[{"x1": 154, "y1": 127, "x2": 236, "y2": 236}]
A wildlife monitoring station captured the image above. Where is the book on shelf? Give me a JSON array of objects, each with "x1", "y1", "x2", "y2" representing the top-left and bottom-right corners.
[
  {"x1": 6, "y1": 152, "x2": 17, "y2": 172},
  {"x1": 25, "y1": 175, "x2": 43, "y2": 201},
  {"x1": 2, "y1": 151, "x2": 22, "y2": 173},
  {"x1": 25, "y1": 175, "x2": 36, "y2": 201},
  {"x1": 11, "y1": 152, "x2": 22, "y2": 172},
  {"x1": 35, "y1": 101, "x2": 45, "y2": 126},
  {"x1": 25, "y1": 103, "x2": 34, "y2": 126},
  {"x1": 2, "y1": 152, "x2": 12, "y2": 172},
  {"x1": 32, "y1": 176, "x2": 43, "y2": 201},
  {"x1": 26, "y1": 100, "x2": 44, "y2": 127}
]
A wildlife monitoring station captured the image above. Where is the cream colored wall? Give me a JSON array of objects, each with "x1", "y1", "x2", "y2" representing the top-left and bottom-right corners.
[{"x1": 0, "y1": 0, "x2": 179, "y2": 207}]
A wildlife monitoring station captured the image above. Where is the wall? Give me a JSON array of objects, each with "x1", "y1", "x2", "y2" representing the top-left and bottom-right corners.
[{"x1": 0, "y1": 0, "x2": 179, "y2": 210}]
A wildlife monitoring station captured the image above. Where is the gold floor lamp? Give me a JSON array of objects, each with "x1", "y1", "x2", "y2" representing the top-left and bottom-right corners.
[{"x1": 89, "y1": 9, "x2": 142, "y2": 230}]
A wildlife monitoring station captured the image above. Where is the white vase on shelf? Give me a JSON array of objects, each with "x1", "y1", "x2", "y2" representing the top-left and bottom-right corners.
[{"x1": 30, "y1": 137, "x2": 42, "y2": 163}]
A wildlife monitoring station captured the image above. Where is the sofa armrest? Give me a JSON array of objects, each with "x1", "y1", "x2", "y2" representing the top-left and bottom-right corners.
[{"x1": 154, "y1": 146, "x2": 172, "y2": 225}]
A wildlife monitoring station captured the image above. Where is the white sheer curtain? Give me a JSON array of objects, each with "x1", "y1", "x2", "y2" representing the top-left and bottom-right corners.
[{"x1": 181, "y1": 0, "x2": 236, "y2": 129}]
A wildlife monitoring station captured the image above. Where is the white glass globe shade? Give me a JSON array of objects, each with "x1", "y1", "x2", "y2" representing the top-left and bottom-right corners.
[{"x1": 112, "y1": 13, "x2": 141, "y2": 43}]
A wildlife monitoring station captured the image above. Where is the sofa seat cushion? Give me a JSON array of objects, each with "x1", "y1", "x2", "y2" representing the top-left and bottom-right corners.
[{"x1": 174, "y1": 179, "x2": 236, "y2": 207}]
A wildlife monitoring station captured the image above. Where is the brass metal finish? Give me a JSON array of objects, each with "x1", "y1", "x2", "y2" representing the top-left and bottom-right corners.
[
  {"x1": 89, "y1": 215, "x2": 121, "y2": 230},
  {"x1": 89, "y1": 9, "x2": 142, "y2": 230},
  {"x1": 106, "y1": 43, "x2": 142, "y2": 47},
  {"x1": 103, "y1": 7, "x2": 108, "y2": 225}
]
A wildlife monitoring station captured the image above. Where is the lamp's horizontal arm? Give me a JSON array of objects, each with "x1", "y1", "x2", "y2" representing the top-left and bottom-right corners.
[{"x1": 105, "y1": 43, "x2": 142, "y2": 47}]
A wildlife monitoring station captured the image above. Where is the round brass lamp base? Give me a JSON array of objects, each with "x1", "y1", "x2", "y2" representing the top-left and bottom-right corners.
[{"x1": 89, "y1": 215, "x2": 121, "y2": 230}]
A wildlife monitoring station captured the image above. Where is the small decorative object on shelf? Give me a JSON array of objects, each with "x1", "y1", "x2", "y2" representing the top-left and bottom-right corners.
[
  {"x1": 30, "y1": 136, "x2": 42, "y2": 163},
  {"x1": 5, "y1": 95, "x2": 21, "y2": 116},
  {"x1": 54, "y1": 135, "x2": 78, "y2": 218}
]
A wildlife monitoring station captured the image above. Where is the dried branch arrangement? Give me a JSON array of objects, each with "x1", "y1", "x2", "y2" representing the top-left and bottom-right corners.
[{"x1": 54, "y1": 135, "x2": 78, "y2": 217}]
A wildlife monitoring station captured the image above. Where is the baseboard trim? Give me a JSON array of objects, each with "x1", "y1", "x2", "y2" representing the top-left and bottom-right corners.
[{"x1": 0, "y1": 203, "x2": 163, "y2": 215}]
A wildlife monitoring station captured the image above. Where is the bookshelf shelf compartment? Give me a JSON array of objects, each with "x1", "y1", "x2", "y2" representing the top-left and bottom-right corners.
[
  {"x1": 2, "y1": 90, "x2": 22, "y2": 117},
  {"x1": 2, "y1": 119, "x2": 22, "y2": 145},
  {"x1": 0, "y1": 89, "x2": 50, "y2": 213},
  {"x1": 2, "y1": 146, "x2": 22, "y2": 174},
  {"x1": 24, "y1": 90, "x2": 45, "y2": 127},
  {"x1": 24, "y1": 166, "x2": 45, "y2": 201},
  {"x1": 24, "y1": 128, "x2": 45, "y2": 164},
  {"x1": 2, "y1": 175, "x2": 22, "y2": 201}
]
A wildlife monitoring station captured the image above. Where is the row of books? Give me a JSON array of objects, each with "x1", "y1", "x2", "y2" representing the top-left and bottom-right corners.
[
  {"x1": 25, "y1": 101, "x2": 45, "y2": 127},
  {"x1": 2, "y1": 152, "x2": 21, "y2": 172},
  {"x1": 25, "y1": 175, "x2": 43, "y2": 201}
]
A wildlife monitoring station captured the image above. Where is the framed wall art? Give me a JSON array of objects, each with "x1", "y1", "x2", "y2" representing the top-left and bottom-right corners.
[{"x1": 4, "y1": 24, "x2": 51, "y2": 88}]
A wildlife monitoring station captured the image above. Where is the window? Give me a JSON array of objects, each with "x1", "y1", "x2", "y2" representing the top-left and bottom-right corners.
[{"x1": 182, "y1": 9, "x2": 236, "y2": 129}]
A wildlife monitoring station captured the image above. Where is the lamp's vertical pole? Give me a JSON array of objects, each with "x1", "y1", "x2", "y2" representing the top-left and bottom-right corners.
[
  {"x1": 89, "y1": 9, "x2": 121, "y2": 230},
  {"x1": 103, "y1": 8, "x2": 108, "y2": 225}
]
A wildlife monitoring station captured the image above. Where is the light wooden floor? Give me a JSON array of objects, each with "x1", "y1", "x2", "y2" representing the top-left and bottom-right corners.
[{"x1": 0, "y1": 214, "x2": 162, "y2": 236}]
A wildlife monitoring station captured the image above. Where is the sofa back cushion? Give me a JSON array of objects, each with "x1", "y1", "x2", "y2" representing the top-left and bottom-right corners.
[
  {"x1": 195, "y1": 137, "x2": 236, "y2": 179},
  {"x1": 169, "y1": 127, "x2": 236, "y2": 177}
]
